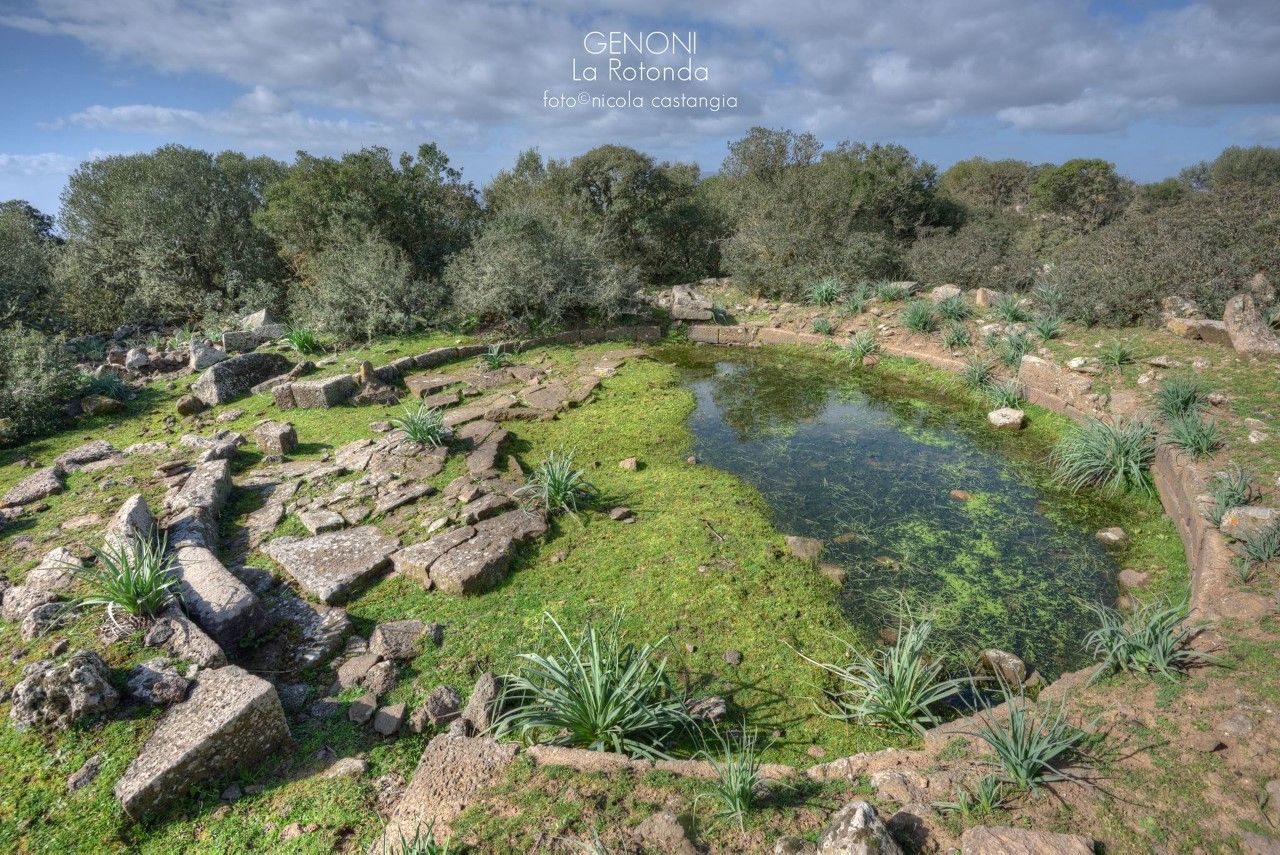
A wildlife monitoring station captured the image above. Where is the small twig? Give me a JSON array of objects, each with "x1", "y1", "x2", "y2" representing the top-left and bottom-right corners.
[{"x1": 702, "y1": 519, "x2": 725, "y2": 542}]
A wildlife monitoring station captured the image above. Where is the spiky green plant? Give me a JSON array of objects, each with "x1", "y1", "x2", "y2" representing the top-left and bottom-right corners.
[
  {"x1": 391, "y1": 402, "x2": 447, "y2": 446},
  {"x1": 1231, "y1": 555, "x2": 1256, "y2": 585},
  {"x1": 80, "y1": 371, "x2": 129, "y2": 401},
  {"x1": 1099, "y1": 339, "x2": 1136, "y2": 368},
  {"x1": 974, "y1": 685, "x2": 1088, "y2": 789},
  {"x1": 1052, "y1": 418, "x2": 1156, "y2": 495},
  {"x1": 515, "y1": 450, "x2": 598, "y2": 516},
  {"x1": 984, "y1": 379, "x2": 1024, "y2": 410},
  {"x1": 1031, "y1": 314, "x2": 1063, "y2": 341},
  {"x1": 812, "y1": 317, "x2": 834, "y2": 335},
  {"x1": 1165, "y1": 413, "x2": 1224, "y2": 458},
  {"x1": 495, "y1": 612, "x2": 692, "y2": 759},
  {"x1": 381, "y1": 822, "x2": 452, "y2": 855},
  {"x1": 284, "y1": 325, "x2": 324, "y2": 354},
  {"x1": 933, "y1": 774, "x2": 1007, "y2": 819},
  {"x1": 792, "y1": 621, "x2": 967, "y2": 735},
  {"x1": 990, "y1": 293, "x2": 1029, "y2": 323},
  {"x1": 875, "y1": 281, "x2": 910, "y2": 302},
  {"x1": 1032, "y1": 283, "x2": 1066, "y2": 317},
  {"x1": 842, "y1": 283, "x2": 871, "y2": 316},
  {"x1": 901, "y1": 300, "x2": 940, "y2": 333},
  {"x1": 1154, "y1": 375, "x2": 1208, "y2": 421},
  {"x1": 962, "y1": 355, "x2": 996, "y2": 390},
  {"x1": 698, "y1": 725, "x2": 766, "y2": 831},
  {"x1": 72, "y1": 536, "x2": 180, "y2": 622},
  {"x1": 936, "y1": 294, "x2": 972, "y2": 321},
  {"x1": 843, "y1": 329, "x2": 881, "y2": 367},
  {"x1": 807, "y1": 277, "x2": 842, "y2": 307},
  {"x1": 994, "y1": 331, "x2": 1033, "y2": 368},
  {"x1": 1203, "y1": 463, "x2": 1260, "y2": 527},
  {"x1": 1241, "y1": 521, "x2": 1280, "y2": 566},
  {"x1": 479, "y1": 343, "x2": 511, "y2": 369},
  {"x1": 941, "y1": 321, "x2": 971, "y2": 351},
  {"x1": 1084, "y1": 596, "x2": 1214, "y2": 683}
]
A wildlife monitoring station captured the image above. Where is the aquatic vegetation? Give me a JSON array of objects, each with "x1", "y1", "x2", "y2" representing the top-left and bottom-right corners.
[
  {"x1": 807, "y1": 276, "x2": 842, "y2": 307},
  {"x1": 72, "y1": 536, "x2": 179, "y2": 622},
  {"x1": 941, "y1": 321, "x2": 971, "y2": 350},
  {"x1": 975, "y1": 685, "x2": 1088, "y2": 789},
  {"x1": 990, "y1": 293, "x2": 1029, "y2": 323},
  {"x1": 1099, "y1": 339, "x2": 1136, "y2": 368},
  {"x1": 1084, "y1": 596, "x2": 1213, "y2": 683},
  {"x1": 1031, "y1": 314, "x2": 1063, "y2": 341},
  {"x1": 902, "y1": 300, "x2": 940, "y2": 333},
  {"x1": 1052, "y1": 418, "x2": 1156, "y2": 495},
  {"x1": 516, "y1": 450, "x2": 598, "y2": 516},
  {"x1": 936, "y1": 294, "x2": 972, "y2": 321},
  {"x1": 496, "y1": 613, "x2": 692, "y2": 759},
  {"x1": 1154, "y1": 375, "x2": 1208, "y2": 421},
  {"x1": 1164, "y1": 413, "x2": 1223, "y2": 458},
  {"x1": 792, "y1": 621, "x2": 967, "y2": 735},
  {"x1": 391, "y1": 401, "x2": 447, "y2": 446},
  {"x1": 842, "y1": 329, "x2": 881, "y2": 367},
  {"x1": 699, "y1": 726, "x2": 766, "y2": 830},
  {"x1": 1203, "y1": 463, "x2": 1260, "y2": 527}
]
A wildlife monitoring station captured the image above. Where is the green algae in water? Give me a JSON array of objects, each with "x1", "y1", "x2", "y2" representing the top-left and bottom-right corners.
[{"x1": 655, "y1": 344, "x2": 1126, "y2": 678}]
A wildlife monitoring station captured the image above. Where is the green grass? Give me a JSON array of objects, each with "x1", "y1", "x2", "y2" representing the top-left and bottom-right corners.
[{"x1": 284, "y1": 325, "x2": 324, "y2": 355}]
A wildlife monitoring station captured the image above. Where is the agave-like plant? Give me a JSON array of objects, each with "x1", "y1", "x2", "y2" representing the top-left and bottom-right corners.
[
  {"x1": 1099, "y1": 339, "x2": 1136, "y2": 368},
  {"x1": 974, "y1": 685, "x2": 1088, "y2": 789},
  {"x1": 284, "y1": 325, "x2": 324, "y2": 355},
  {"x1": 990, "y1": 293, "x2": 1029, "y2": 323},
  {"x1": 984, "y1": 378, "x2": 1024, "y2": 410},
  {"x1": 1164, "y1": 413, "x2": 1223, "y2": 458},
  {"x1": 936, "y1": 294, "x2": 972, "y2": 321},
  {"x1": 1083, "y1": 596, "x2": 1215, "y2": 684},
  {"x1": 843, "y1": 329, "x2": 881, "y2": 367},
  {"x1": 1031, "y1": 314, "x2": 1063, "y2": 341},
  {"x1": 1153, "y1": 375, "x2": 1207, "y2": 421},
  {"x1": 479, "y1": 343, "x2": 511, "y2": 369},
  {"x1": 1202, "y1": 463, "x2": 1258, "y2": 528},
  {"x1": 961, "y1": 355, "x2": 997, "y2": 390},
  {"x1": 515, "y1": 450, "x2": 598, "y2": 516},
  {"x1": 495, "y1": 612, "x2": 693, "y2": 759},
  {"x1": 933, "y1": 773, "x2": 1007, "y2": 819},
  {"x1": 698, "y1": 725, "x2": 766, "y2": 830},
  {"x1": 1051, "y1": 418, "x2": 1156, "y2": 495},
  {"x1": 902, "y1": 300, "x2": 940, "y2": 333},
  {"x1": 941, "y1": 321, "x2": 971, "y2": 351},
  {"x1": 380, "y1": 822, "x2": 452, "y2": 855},
  {"x1": 72, "y1": 536, "x2": 180, "y2": 625},
  {"x1": 807, "y1": 276, "x2": 842, "y2": 307},
  {"x1": 391, "y1": 401, "x2": 447, "y2": 446}
]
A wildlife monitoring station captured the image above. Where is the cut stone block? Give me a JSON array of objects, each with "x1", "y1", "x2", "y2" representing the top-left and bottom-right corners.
[
  {"x1": 191, "y1": 352, "x2": 292, "y2": 406},
  {"x1": 173, "y1": 546, "x2": 263, "y2": 650},
  {"x1": 263, "y1": 526, "x2": 401, "y2": 604},
  {"x1": 105, "y1": 493, "x2": 155, "y2": 552},
  {"x1": 289, "y1": 374, "x2": 357, "y2": 409},
  {"x1": 167, "y1": 460, "x2": 232, "y2": 515}
]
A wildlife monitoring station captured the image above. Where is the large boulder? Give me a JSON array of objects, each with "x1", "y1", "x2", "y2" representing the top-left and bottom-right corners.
[
  {"x1": 191, "y1": 352, "x2": 291, "y2": 406},
  {"x1": 143, "y1": 606, "x2": 227, "y2": 668},
  {"x1": 263, "y1": 526, "x2": 401, "y2": 604},
  {"x1": 960, "y1": 826, "x2": 1093, "y2": 854},
  {"x1": 166, "y1": 459, "x2": 232, "y2": 516},
  {"x1": 189, "y1": 340, "x2": 227, "y2": 371},
  {"x1": 1224, "y1": 293, "x2": 1280, "y2": 358},
  {"x1": 670, "y1": 284, "x2": 714, "y2": 321},
  {"x1": 9, "y1": 650, "x2": 119, "y2": 733},
  {"x1": 253, "y1": 421, "x2": 298, "y2": 456},
  {"x1": 817, "y1": 802, "x2": 903, "y2": 855},
  {"x1": 54, "y1": 439, "x2": 116, "y2": 470},
  {"x1": 2, "y1": 466, "x2": 65, "y2": 507},
  {"x1": 114, "y1": 666, "x2": 290, "y2": 819}
]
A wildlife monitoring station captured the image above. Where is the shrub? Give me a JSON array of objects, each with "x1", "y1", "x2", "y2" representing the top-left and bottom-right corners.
[
  {"x1": 0, "y1": 324, "x2": 82, "y2": 441},
  {"x1": 906, "y1": 212, "x2": 1037, "y2": 291},
  {"x1": 812, "y1": 317, "x2": 834, "y2": 335},
  {"x1": 0, "y1": 200, "x2": 58, "y2": 329},
  {"x1": 446, "y1": 207, "x2": 637, "y2": 329},
  {"x1": 496, "y1": 613, "x2": 692, "y2": 759},
  {"x1": 1084, "y1": 597, "x2": 1214, "y2": 684},
  {"x1": 516, "y1": 450, "x2": 597, "y2": 516},
  {"x1": 700, "y1": 726, "x2": 765, "y2": 830},
  {"x1": 81, "y1": 371, "x2": 129, "y2": 402},
  {"x1": 962, "y1": 355, "x2": 996, "y2": 390},
  {"x1": 984, "y1": 379, "x2": 1024, "y2": 410},
  {"x1": 807, "y1": 277, "x2": 842, "y2": 306},
  {"x1": 1031, "y1": 283, "x2": 1067, "y2": 317},
  {"x1": 1030, "y1": 314, "x2": 1062, "y2": 341},
  {"x1": 941, "y1": 321, "x2": 971, "y2": 350},
  {"x1": 935, "y1": 294, "x2": 972, "y2": 321},
  {"x1": 1032, "y1": 158, "x2": 1132, "y2": 232},
  {"x1": 391, "y1": 402, "x2": 447, "y2": 447},
  {"x1": 284, "y1": 326, "x2": 323, "y2": 355},
  {"x1": 1052, "y1": 419, "x2": 1156, "y2": 495},
  {"x1": 902, "y1": 300, "x2": 940, "y2": 333},
  {"x1": 1165, "y1": 413, "x2": 1224, "y2": 458},
  {"x1": 843, "y1": 329, "x2": 881, "y2": 367},
  {"x1": 1099, "y1": 339, "x2": 1136, "y2": 368},
  {"x1": 989, "y1": 293, "x2": 1029, "y2": 323},
  {"x1": 1203, "y1": 464, "x2": 1260, "y2": 527},
  {"x1": 73, "y1": 536, "x2": 179, "y2": 623},
  {"x1": 792, "y1": 621, "x2": 967, "y2": 735},
  {"x1": 974, "y1": 686, "x2": 1088, "y2": 789}
]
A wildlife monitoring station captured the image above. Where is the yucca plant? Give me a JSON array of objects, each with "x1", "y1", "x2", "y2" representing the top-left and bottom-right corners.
[
  {"x1": 875, "y1": 281, "x2": 910, "y2": 302},
  {"x1": 391, "y1": 402, "x2": 447, "y2": 446},
  {"x1": 1031, "y1": 314, "x2": 1063, "y2": 341},
  {"x1": 933, "y1": 774, "x2": 1007, "y2": 819},
  {"x1": 1084, "y1": 596, "x2": 1214, "y2": 684},
  {"x1": 479, "y1": 343, "x2": 511, "y2": 369},
  {"x1": 1165, "y1": 413, "x2": 1223, "y2": 458},
  {"x1": 984, "y1": 379, "x2": 1024, "y2": 410},
  {"x1": 994, "y1": 331, "x2": 1033, "y2": 368},
  {"x1": 284, "y1": 325, "x2": 323, "y2": 354},
  {"x1": 792, "y1": 621, "x2": 967, "y2": 735},
  {"x1": 515, "y1": 450, "x2": 598, "y2": 516},
  {"x1": 843, "y1": 330, "x2": 881, "y2": 367},
  {"x1": 1241, "y1": 521, "x2": 1280, "y2": 566},
  {"x1": 902, "y1": 300, "x2": 940, "y2": 333},
  {"x1": 1154, "y1": 375, "x2": 1207, "y2": 421},
  {"x1": 381, "y1": 822, "x2": 452, "y2": 855},
  {"x1": 1032, "y1": 283, "x2": 1067, "y2": 317},
  {"x1": 941, "y1": 321, "x2": 971, "y2": 351},
  {"x1": 698, "y1": 725, "x2": 766, "y2": 830},
  {"x1": 1052, "y1": 418, "x2": 1156, "y2": 495},
  {"x1": 1203, "y1": 463, "x2": 1260, "y2": 527},
  {"x1": 974, "y1": 684, "x2": 1088, "y2": 789},
  {"x1": 812, "y1": 317, "x2": 834, "y2": 335},
  {"x1": 990, "y1": 293, "x2": 1029, "y2": 323},
  {"x1": 962, "y1": 355, "x2": 996, "y2": 390},
  {"x1": 496, "y1": 613, "x2": 692, "y2": 759},
  {"x1": 72, "y1": 536, "x2": 180, "y2": 625},
  {"x1": 936, "y1": 295, "x2": 972, "y2": 321},
  {"x1": 807, "y1": 277, "x2": 842, "y2": 307},
  {"x1": 1099, "y1": 339, "x2": 1136, "y2": 368}
]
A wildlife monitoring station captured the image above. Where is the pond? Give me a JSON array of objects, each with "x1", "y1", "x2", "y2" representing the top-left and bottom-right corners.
[{"x1": 655, "y1": 343, "x2": 1123, "y2": 678}]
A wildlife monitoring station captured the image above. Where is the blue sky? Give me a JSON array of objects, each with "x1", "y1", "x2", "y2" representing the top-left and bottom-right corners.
[{"x1": 2, "y1": 0, "x2": 1279, "y2": 216}]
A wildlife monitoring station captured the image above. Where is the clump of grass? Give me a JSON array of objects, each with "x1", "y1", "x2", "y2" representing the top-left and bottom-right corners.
[
  {"x1": 934, "y1": 774, "x2": 1007, "y2": 819},
  {"x1": 1154, "y1": 375, "x2": 1208, "y2": 421},
  {"x1": 1032, "y1": 283, "x2": 1067, "y2": 316},
  {"x1": 974, "y1": 685, "x2": 1089, "y2": 789},
  {"x1": 807, "y1": 277, "x2": 842, "y2": 307},
  {"x1": 1203, "y1": 463, "x2": 1260, "y2": 527},
  {"x1": 1099, "y1": 339, "x2": 1136, "y2": 368},
  {"x1": 81, "y1": 371, "x2": 129, "y2": 401},
  {"x1": 812, "y1": 317, "x2": 834, "y2": 335},
  {"x1": 699, "y1": 726, "x2": 766, "y2": 830},
  {"x1": 984, "y1": 379, "x2": 1024, "y2": 410},
  {"x1": 479, "y1": 343, "x2": 511, "y2": 369},
  {"x1": 941, "y1": 321, "x2": 971, "y2": 350},
  {"x1": 1031, "y1": 314, "x2": 1062, "y2": 341},
  {"x1": 961, "y1": 355, "x2": 996, "y2": 390},
  {"x1": 902, "y1": 300, "x2": 940, "y2": 333},
  {"x1": 843, "y1": 329, "x2": 880, "y2": 367},
  {"x1": 842, "y1": 282, "x2": 872, "y2": 316},
  {"x1": 936, "y1": 294, "x2": 972, "y2": 321},
  {"x1": 284, "y1": 325, "x2": 324, "y2": 354},
  {"x1": 72, "y1": 537, "x2": 179, "y2": 623},
  {"x1": 792, "y1": 621, "x2": 967, "y2": 735},
  {"x1": 516, "y1": 450, "x2": 597, "y2": 516},
  {"x1": 1231, "y1": 555, "x2": 1256, "y2": 585},
  {"x1": 1051, "y1": 418, "x2": 1156, "y2": 496},
  {"x1": 993, "y1": 331, "x2": 1033, "y2": 368},
  {"x1": 875, "y1": 281, "x2": 910, "y2": 302},
  {"x1": 391, "y1": 401, "x2": 447, "y2": 446},
  {"x1": 990, "y1": 293, "x2": 1029, "y2": 323},
  {"x1": 496, "y1": 612, "x2": 692, "y2": 759},
  {"x1": 1241, "y1": 521, "x2": 1280, "y2": 566},
  {"x1": 381, "y1": 822, "x2": 452, "y2": 855},
  {"x1": 1165, "y1": 413, "x2": 1224, "y2": 458},
  {"x1": 1084, "y1": 596, "x2": 1214, "y2": 683}
]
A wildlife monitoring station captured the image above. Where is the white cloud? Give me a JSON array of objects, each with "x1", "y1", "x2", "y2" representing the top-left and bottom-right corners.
[{"x1": 0, "y1": 152, "x2": 78, "y2": 175}]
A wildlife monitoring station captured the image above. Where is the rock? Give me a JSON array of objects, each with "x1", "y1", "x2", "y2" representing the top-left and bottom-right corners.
[
  {"x1": 144, "y1": 606, "x2": 228, "y2": 668},
  {"x1": 127, "y1": 658, "x2": 192, "y2": 706},
  {"x1": 363, "y1": 660, "x2": 398, "y2": 696},
  {"x1": 2, "y1": 466, "x2": 64, "y2": 507},
  {"x1": 298, "y1": 508, "x2": 345, "y2": 535},
  {"x1": 634, "y1": 811, "x2": 697, "y2": 854},
  {"x1": 399, "y1": 510, "x2": 547, "y2": 595},
  {"x1": 124, "y1": 347, "x2": 150, "y2": 371},
  {"x1": 241, "y1": 308, "x2": 278, "y2": 332},
  {"x1": 724, "y1": 649, "x2": 743, "y2": 666},
  {"x1": 619, "y1": 457, "x2": 639, "y2": 471},
  {"x1": 817, "y1": 801, "x2": 903, "y2": 854},
  {"x1": 283, "y1": 374, "x2": 357, "y2": 409},
  {"x1": 9, "y1": 650, "x2": 119, "y2": 733},
  {"x1": 462, "y1": 672, "x2": 501, "y2": 735},
  {"x1": 277, "y1": 683, "x2": 310, "y2": 714},
  {"x1": 55, "y1": 439, "x2": 117, "y2": 469},
  {"x1": 66, "y1": 753, "x2": 103, "y2": 792},
  {"x1": 785, "y1": 535, "x2": 824, "y2": 562},
  {"x1": 81, "y1": 394, "x2": 125, "y2": 416},
  {"x1": 243, "y1": 597, "x2": 350, "y2": 677},
  {"x1": 1220, "y1": 506, "x2": 1280, "y2": 541},
  {"x1": 175, "y1": 394, "x2": 207, "y2": 416},
  {"x1": 179, "y1": 429, "x2": 245, "y2": 462},
  {"x1": 22, "y1": 603, "x2": 69, "y2": 641},
  {"x1": 608, "y1": 506, "x2": 635, "y2": 522},
  {"x1": 1117, "y1": 568, "x2": 1149, "y2": 593},
  {"x1": 987, "y1": 408, "x2": 1025, "y2": 430},
  {"x1": 1095, "y1": 527, "x2": 1129, "y2": 548},
  {"x1": 1, "y1": 585, "x2": 57, "y2": 623},
  {"x1": 104, "y1": 493, "x2": 155, "y2": 552},
  {"x1": 253, "y1": 421, "x2": 297, "y2": 456},
  {"x1": 671, "y1": 284, "x2": 714, "y2": 321},
  {"x1": 424, "y1": 685, "x2": 462, "y2": 725},
  {"x1": 189, "y1": 340, "x2": 227, "y2": 371},
  {"x1": 774, "y1": 836, "x2": 817, "y2": 854},
  {"x1": 167, "y1": 459, "x2": 232, "y2": 516},
  {"x1": 115, "y1": 666, "x2": 290, "y2": 819},
  {"x1": 369, "y1": 619, "x2": 426, "y2": 661},
  {"x1": 24, "y1": 547, "x2": 80, "y2": 593},
  {"x1": 929, "y1": 284, "x2": 962, "y2": 302},
  {"x1": 686, "y1": 695, "x2": 728, "y2": 722},
  {"x1": 960, "y1": 826, "x2": 1093, "y2": 854},
  {"x1": 373, "y1": 703, "x2": 406, "y2": 735},
  {"x1": 1224, "y1": 293, "x2": 1280, "y2": 358},
  {"x1": 974, "y1": 288, "x2": 1002, "y2": 308},
  {"x1": 949, "y1": 489, "x2": 972, "y2": 502},
  {"x1": 978, "y1": 648, "x2": 1028, "y2": 686},
  {"x1": 221, "y1": 329, "x2": 270, "y2": 354},
  {"x1": 173, "y1": 546, "x2": 263, "y2": 651},
  {"x1": 336, "y1": 653, "x2": 381, "y2": 690},
  {"x1": 191, "y1": 352, "x2": 292, "y2": 406},
  {"x1": 374, "y1": 735, "x2": 518, "y2": 849},
  {"x1": 262, "y1": 526, "x2": 401, "y2": 604}
]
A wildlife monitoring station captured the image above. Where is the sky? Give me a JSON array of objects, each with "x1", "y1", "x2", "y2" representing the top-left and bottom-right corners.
[{"x1": 2, "y1": 0, "x2": 1279, "y2": 216}]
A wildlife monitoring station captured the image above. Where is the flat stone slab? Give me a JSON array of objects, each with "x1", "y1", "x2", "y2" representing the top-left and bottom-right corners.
[
  {"x1": 263, "y1": 526, "x2": 401, "y2": 604},
  {"x1": 394, "y1": 510, "x2": 547, "y2": 595},
  {"x1": 406, "y1": 374, "x2": 461, "y2": 397},
  {"x1": 299, "y1": 508, "x2": 345, "y2": 534},
  {"x1": 192, "y1": 352, "x2": 291, "y2": 406},
  {"x1": 167, "y1": 460, "x2": 232, "y2": 515},
  {"x1": 961, "y1": 825, "x2": 1093, "y2": 854},
  {"x1": 2, "y1": 467, "x2": 64, "y2": 507},
  {"x1": 115, "y1": 666, "x2": 289, "y2": 819},
  {"x1": 243, "y1": 597, "x2": 351, "y2": 677},
  {"x1": 173, "y1": 546, "x2": 263, "y2": 650},
  {"x1": 55, "y1": 440, "x2": 116, "y2": 470}
]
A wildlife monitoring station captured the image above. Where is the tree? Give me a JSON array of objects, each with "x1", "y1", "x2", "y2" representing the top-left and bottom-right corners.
[
  {"x1": 0, "y1": 200, "x2": 59, "y2": 328},
  {"x1": 939, "y1": 158, "x2": 1042, "y2": 211},
  {"x1": 1180, "y1": 146, "x2": 1280, "y2": 191},
  {"x1": 1032, "y1": 159, "x2": 1132, "y2": 232}
]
